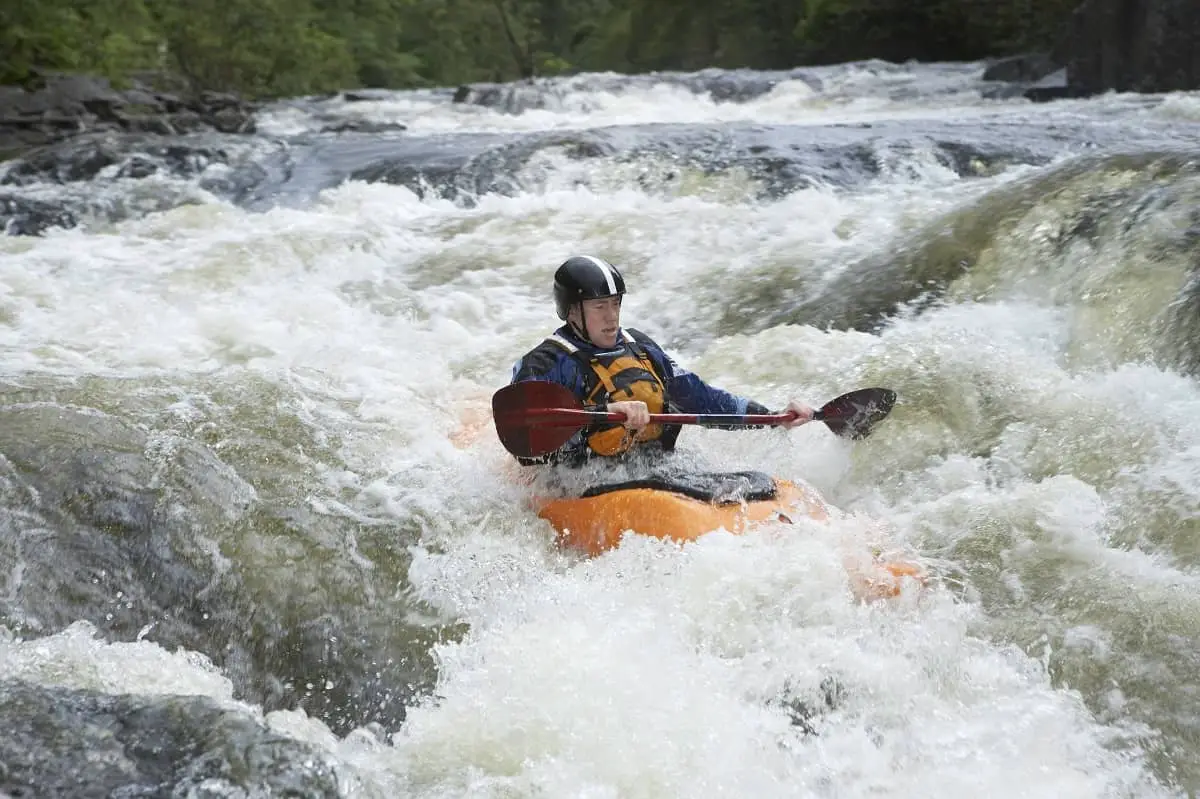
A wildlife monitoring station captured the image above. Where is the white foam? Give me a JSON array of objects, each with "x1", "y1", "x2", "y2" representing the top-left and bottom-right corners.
[{"x1": 3, "y1": 74, "x2": 1197, "y2": 795}]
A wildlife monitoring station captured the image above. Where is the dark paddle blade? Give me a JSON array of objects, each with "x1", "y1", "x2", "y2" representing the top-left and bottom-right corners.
[
  {"x1": 492, "y1": 381, "x2": 586, "y2": 458},
  {"x1": 814, "y1": 387, "x2": 896, "y2": 440}
]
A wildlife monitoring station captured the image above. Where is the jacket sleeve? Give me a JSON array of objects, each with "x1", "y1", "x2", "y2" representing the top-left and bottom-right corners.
[
  {"x1": 511, "y1": 345, "x2": 562, "y2": 385},
  {"x1": 630, "y1": 330, "x2": 772, "y2": 419}
]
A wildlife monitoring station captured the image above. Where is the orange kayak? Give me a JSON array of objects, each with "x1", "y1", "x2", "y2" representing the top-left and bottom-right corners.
[{"x1": 534, "y1": 472, "x2": 925, "y2": 599}]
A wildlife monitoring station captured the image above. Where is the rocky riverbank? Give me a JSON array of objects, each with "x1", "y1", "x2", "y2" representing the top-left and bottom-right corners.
[
  {"x1": 0, "y1": 72, "x2": 257, "y2": 159},
  {"x1": 0, "y1": 72, "x2": 265, "y2": 235}
]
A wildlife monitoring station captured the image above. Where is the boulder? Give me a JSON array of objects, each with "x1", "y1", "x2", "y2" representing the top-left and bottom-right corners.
[
  {"x1": 0, "y1": 192, "x2": 77, "y2": 235},
  {"x1": 0, "y1": 680, "x2": 347, "y2": 798},
  {"x1": 982, "y1": 53, "x2": 1060, "y2": 84},
  {"x1": 1023, "y1": 68, "x2": 1093, "y2": 102},
  {"x1": 318, "y1": 119, "x2": 408, "y2": 134}
]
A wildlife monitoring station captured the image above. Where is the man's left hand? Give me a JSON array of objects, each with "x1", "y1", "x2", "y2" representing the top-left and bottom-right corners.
[{"x1": 778, "y1": 400, "x2": 814, "y2": 430}]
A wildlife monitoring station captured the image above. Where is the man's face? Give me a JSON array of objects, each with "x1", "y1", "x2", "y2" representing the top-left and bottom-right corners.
[{"x1": 574, "y1": 295, "x2": 622, "y2": 347}]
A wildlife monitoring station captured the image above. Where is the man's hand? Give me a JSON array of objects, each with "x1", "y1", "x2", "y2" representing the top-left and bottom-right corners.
[
  {"x1": 778, "y1": 400, "x2": 815, "y2": 430},
  {"x1": 607, "y1": 400, "x2": 650, "y2": 430}
]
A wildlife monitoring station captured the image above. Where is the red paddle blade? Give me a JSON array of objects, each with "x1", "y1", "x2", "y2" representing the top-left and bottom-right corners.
[
  {"x1": 492, "y1": 381, "x2": 586, "y2": 458},
  {"x1": 815, "y1": 388, "x2": 896, "y2": 440}
]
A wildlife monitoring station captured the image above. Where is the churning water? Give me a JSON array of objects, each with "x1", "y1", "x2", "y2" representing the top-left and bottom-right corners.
[{"x1": 2, "y1": 60, "x2": 1200, "y2": 797}]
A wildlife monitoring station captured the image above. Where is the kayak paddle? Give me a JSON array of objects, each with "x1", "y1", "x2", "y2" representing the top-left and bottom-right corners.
[{"x1": 492, "y1": 380, "x2": 896, "y2": 458}]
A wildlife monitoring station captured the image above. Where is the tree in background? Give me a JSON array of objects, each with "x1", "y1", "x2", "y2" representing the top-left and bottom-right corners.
[
  {"x1": 1, "y1": 0, "x2": 160, "y2": 84},
  {"x1": 794, "y1": 0, "x2": 1078, "y2": 64},
  {"x1": 1, "y1": 0, "x2": 1081, "y2": 97},
  {"x1": 149, "y1": 0, "x2": 357, "y2": 96}
]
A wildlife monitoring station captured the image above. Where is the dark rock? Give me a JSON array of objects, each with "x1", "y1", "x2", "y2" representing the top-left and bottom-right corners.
[
  {"x1": 198, "y1": 161, "x2": 270, "y2": 202},
  {"x1": 0, "y1": 84, "x2": 52, "y2": 116},
  {"x1": 982, "y1": 53, "x2": 1060, "y2": 83},
  {"x1": 0, "y1": 71, "x2": 259, "y2": 161},
  {"x1": 120, "y1": 88, "x2": 161, "y2": 107},
  {"x1": 150, "y1": 91, "x2": 187, "y2": 114},
  {"x1": 980, "y1": 82, "x2": 1032, "y2": 101},
  {"x1": 38, "y1": 73, "x2": 126, "y2": 113},
  {"x1": 341, "y1": 89, "x2": 392, "y2": 103},
  {"x1": 978, "y1": 54, "x2": 1080, "y2": 102},
  {"x1": 456, "y1": 80, "x2": 552, "y2": 114},
  {"x1": 211, "y1": 108, "x2": 257, "y2": 134},
  {"x1": 1064, "y1": 0, "x2": 1200, "y2": 94},
  {"x1": 319, "y1": 120, "x2": 407, "y2": 135},
  {"x1": 0, "y1": 192, "x2": 77, "y2": 235},
  {"x1": 0, "y1": 133, "x2": 239, "y2": 187},
  {"x1": 118, "y1": 113, "x2": 181, "y2": 136},
  {"x1": 0, "y1": 681, "x2": 347, "y2": 798},
  {"x1": 1023, "y1": 68, "x2": 1093, "y2": 102},
  {"x1": 0, "y1": 132, "x2": 287, "y2": 233},
  {"x1": 452, "y1": 69, "x2": 814, "y2": 114},
  {"x1": 197, "y1": 90, "x2": 244, "y2": 110},
  {"x1": 114, "y1": 154, "x2": 159, "y2": 179},
  {"x1": 158, "y1": 110, "x2": 208, "y2": 135},
  {"x1": 688, "y1": 68, "x2": 783, "y2": 102},
  {"x1": 1, "y1": 135, "x2": 124, "y2": 185},
  {"x1": 0, "y1": 397, "x2": 440, "y2": 736}
]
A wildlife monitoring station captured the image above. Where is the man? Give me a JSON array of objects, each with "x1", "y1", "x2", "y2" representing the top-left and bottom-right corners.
[{"x1": 509, "y1": 254, "x2": 814, "y2": 466}]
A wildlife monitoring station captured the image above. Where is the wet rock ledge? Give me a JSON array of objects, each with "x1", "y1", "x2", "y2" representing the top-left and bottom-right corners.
[{"x1": 0, "y1": 71, "x2": 257, "y2": 159}]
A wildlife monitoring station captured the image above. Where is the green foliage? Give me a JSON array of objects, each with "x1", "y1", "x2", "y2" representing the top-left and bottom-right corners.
[
  {"x1": 794, "y1": 0, "x2": 1080, "y2": 64},
  {"x1": 0, "y1": 0, "x2": 161, "y2": 84},
  {"x1": 1, "y1": 0, "x2": 1082, "y2": 97},
  {"x1": 313, "y1": 0, "x2": 422, "y2": 87},
  {"x1": 151, "y1": 0, "x2": 358, "y2": 96}
]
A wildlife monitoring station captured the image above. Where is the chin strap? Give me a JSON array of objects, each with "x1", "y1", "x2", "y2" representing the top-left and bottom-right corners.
[{"x1": 568, "y1": 303, "x2": 593, "y2": 344}]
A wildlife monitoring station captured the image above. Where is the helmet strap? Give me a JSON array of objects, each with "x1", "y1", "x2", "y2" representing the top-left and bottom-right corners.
[{"x1": 568, "y1": 303, "x2": 592, "y2": 344}]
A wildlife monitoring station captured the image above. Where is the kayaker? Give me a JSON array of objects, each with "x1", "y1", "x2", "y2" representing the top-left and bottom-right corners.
[{"x1": 509, "y1": 254, "x2": 815, "y2": 466}]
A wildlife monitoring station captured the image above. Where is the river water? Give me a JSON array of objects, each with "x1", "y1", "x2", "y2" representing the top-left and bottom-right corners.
[{"x1": 2, "y1": 61, "x2": 1199, "y2": 797}]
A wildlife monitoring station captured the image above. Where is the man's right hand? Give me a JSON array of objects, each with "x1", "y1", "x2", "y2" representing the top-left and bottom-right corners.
[{"x1": 607, "y1": 400, "x2": 650, "y2": 430}]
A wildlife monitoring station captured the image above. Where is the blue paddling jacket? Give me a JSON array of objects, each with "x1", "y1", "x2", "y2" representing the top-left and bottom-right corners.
[{"x1": 510, "y1": 325, "x2": 771, "y2": 466}]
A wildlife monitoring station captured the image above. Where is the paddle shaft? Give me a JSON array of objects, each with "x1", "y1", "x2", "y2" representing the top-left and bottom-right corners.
[
  {"x1": 490, "y1": 379, "x2": 895, "y2": 457},
  {"x1": 499, "y1": 407, "x2": 818, "y2": 428}
]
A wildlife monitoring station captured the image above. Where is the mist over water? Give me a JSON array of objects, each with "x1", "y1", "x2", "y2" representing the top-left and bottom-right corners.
[{"x1": 2, "y1": 61, "x2": 1200, "y2": 796}]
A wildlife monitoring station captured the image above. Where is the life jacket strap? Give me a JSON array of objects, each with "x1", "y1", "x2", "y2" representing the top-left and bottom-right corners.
[{"x1": 544, "y1": 329, "x2": 665, "y2": 409}]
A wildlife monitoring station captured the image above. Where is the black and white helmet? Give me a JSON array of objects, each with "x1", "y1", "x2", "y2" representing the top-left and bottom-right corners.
[{"x1": 553, "y1": 255, "x2": 626, "y2": 320}]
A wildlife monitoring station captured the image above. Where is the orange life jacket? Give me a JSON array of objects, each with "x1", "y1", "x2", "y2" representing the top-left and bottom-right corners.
[{"x1": 545, "y1": 330, "x2": 668, "y2": 456}]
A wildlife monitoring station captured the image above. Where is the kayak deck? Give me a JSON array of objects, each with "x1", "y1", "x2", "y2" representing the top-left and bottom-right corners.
[
  {"x1": 533, "y1": 474, "x2": 924, "y2": 599},
  {"x1": 537, "y1": 478, "x2": 829, "y2": 556}
]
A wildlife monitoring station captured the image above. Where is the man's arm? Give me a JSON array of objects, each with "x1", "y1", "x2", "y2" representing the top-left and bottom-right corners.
[{"x1": 511, "y1": 345, "x2": 562, "y2": 385}]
